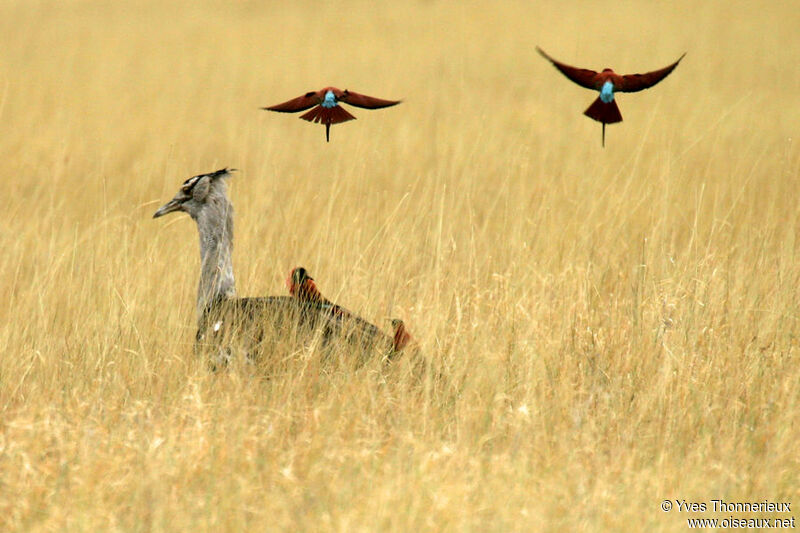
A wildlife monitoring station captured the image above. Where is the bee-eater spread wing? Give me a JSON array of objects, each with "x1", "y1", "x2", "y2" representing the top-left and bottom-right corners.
[
  {"x1": 536, "y1": 47, "x2": 599, "y2": 90},
  {"x1": 618, "y1": 53, "x2": 686, "y2": 92},
  {"x1": 264, "y1": 87, "x2": 399, "y2": 142},
  {"x1": 340, "y1": 90, "x2": 401, "y2": 110},
  {"x1": 262, "y1": 92, "x2": 321, "y2": 113}
]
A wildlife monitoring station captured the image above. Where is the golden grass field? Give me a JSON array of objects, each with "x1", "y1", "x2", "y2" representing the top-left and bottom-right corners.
[{"x1": 1, "y1": 0, "x2": 799, "y2": 530}]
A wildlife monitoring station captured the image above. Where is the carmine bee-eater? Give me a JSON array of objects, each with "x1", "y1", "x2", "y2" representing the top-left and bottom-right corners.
[
  {"x1": 390, "y1": 318, "x2": 415, "y2": 354},
  {"x1": 287, "y1": 266, "x2": 343, "y2": 316},
  {"x1": 537, "y1": 47, "x2": 685, "y2": 146},
  {"x1": 286, "y1": 267, "x2": 390, "y2": 351},
  {"x1": 263, "y1": 87, "x2": 401, "y2": 142}
]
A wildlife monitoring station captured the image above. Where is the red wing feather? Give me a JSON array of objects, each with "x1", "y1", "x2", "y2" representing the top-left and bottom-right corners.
[
  {"x1": 299, "y1": 107, "x2": 321, "y2": 123},
  {"x1": 618, "y1": 53, "x2": 686, "y2": 93},
  {"x1": 393, "y1": 322, "x2": 413, "y2": 352},
  {"x1": 340, "y1": 90, "x2": 401, "y2": 109},
  {"x1": 299, "y1": 105, "x2": 357, "y2": 125},
  {"x1": 329, "y1": 105, "x2": 357, "y2": 123},
  {"x1": 263, "y1": 92, "x2": 320, "y2": 113},
  {"x1": 536, "y1": 47, "x2": 599, "y2": 90}
]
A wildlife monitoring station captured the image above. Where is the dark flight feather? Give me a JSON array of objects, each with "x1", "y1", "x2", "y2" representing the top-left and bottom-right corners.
[{"x1": 618, "y1": 53, "x2": 686, "y2": 92}]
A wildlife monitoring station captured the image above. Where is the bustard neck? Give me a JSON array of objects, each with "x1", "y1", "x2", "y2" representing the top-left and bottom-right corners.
[{"x1": 194, "y1": 194, "x2": 236, "y2": 318}]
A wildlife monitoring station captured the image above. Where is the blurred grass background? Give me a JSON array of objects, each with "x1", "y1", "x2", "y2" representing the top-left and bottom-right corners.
[{"x1": 0, "y1": 0, "x2": 798, "y2": 530}]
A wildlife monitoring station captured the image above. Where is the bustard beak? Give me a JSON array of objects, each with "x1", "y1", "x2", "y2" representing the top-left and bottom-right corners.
[{"x1": 153, "y1": 199, "x2": 182, "y2": 218}]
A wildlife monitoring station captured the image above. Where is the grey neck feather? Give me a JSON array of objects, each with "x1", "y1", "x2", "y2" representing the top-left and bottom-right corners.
[{"x1": 193, "y1": 183, "x2": 236, "y2": 320}]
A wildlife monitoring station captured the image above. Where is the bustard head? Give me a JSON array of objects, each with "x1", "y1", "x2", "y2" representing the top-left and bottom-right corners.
[{"x1": 153, "y1": 168, "x2": 237, "y2": 219}]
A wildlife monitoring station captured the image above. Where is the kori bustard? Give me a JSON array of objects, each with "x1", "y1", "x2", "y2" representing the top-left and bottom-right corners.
[
  {"x1": 154, "y1": 168, "x2": 307, "y2": 362},
  {"x1": 153, "y1": 168, "x2": 394, "y2": 363}
]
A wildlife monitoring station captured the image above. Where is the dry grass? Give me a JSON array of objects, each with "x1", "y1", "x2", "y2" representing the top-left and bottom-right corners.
[{"x1": 1, "y1": 0, "x2": 799, "y2": 531}]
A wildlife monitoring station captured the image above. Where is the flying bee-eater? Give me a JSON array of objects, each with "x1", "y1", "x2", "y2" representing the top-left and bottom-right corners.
[
  {"x1": 537, "y1": 47, "x2": 685, "y2": 146},
  {"x1": 263, "y1": 87, "x2": 401, "y2": 142}
]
